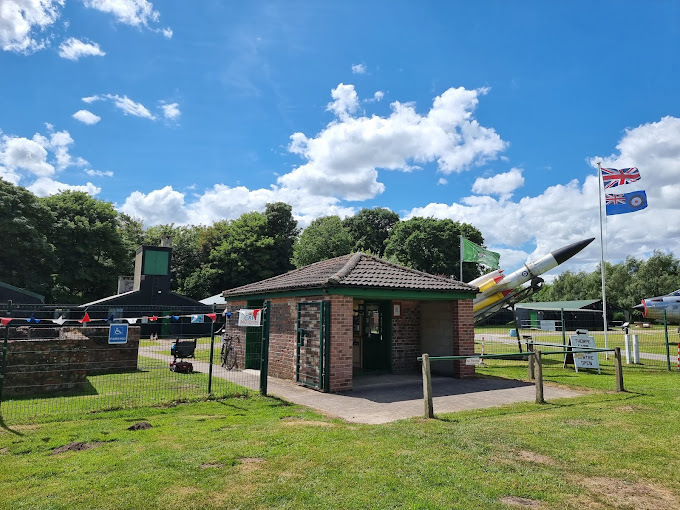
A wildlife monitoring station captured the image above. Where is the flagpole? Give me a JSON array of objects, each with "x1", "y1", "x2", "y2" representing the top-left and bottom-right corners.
[
  {"x1": 460, "y1": 235, "x2": 464, "y2": 282},
  {"x1": 597, "y1": 162, "x2": 609, "y2": 354}
]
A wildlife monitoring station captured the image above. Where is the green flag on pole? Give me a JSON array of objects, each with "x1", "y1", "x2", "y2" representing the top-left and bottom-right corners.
[{"x1": 461, "y1": 238, "x2": 500, "y2": 269}]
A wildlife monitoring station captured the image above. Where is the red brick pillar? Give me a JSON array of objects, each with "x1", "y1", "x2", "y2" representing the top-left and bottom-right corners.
[
  {"x1": 451, "y1": 299, "x2": 475, "y2": 378},
  {"x1": 328, "y1": 295, "x2": 354, "y2": 392}
]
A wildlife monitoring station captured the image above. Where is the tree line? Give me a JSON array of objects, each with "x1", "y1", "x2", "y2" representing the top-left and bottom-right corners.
[
  {"x1": 531, "y1": 251, "x2": 680, "y2": 316},
  {"x1": 0, "y1": 179, "x2": 487, "y2": 303}
]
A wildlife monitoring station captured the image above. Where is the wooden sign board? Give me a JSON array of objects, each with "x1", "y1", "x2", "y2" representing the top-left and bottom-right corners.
[{"x1": 567, "y1": 333, "x2": 601, "y2": 374}]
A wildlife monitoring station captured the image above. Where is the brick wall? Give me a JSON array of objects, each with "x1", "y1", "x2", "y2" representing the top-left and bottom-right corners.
[
  {"x1": 451, "y1": 299, "x2": 475, "y2": 378},
  {"x1": 3, "y1": 326, "x2": 140, "y2": 396},
  {"x1": 225, "y1": 295, "x2": 354, "y2": 392},
  {"x1": 391, "y1": 300, "x2": 420, "y2": 373},
  {"x1": 328, "y1": 295, "x2": 353, "y2": 392}
]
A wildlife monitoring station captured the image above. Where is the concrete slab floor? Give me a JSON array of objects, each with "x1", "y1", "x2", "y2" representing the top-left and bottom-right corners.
[
  {"x1": 139, "y1": 348, "x2": 582, "y2": 425},
  {"x1": 264, "y1": 373, "x2": 583, "y2": 425}
]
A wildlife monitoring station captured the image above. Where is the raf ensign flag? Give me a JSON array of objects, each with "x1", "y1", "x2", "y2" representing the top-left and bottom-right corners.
[{"x1": 605, "y1": 190, "x2": 648, "y2": 216}]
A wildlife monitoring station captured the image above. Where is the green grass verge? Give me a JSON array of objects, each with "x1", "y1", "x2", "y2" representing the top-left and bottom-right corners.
[
  {"x1": 1, "y1": 365, "x2": 679, "y2": 508},
  {"x1": 0, "y1": 358, "x2": 249, "y2": 425}
]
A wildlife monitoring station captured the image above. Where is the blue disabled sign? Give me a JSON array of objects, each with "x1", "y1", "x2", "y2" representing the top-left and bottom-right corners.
[{"x1": 109, "y1": 323, "x2": 129, "y2": 344}]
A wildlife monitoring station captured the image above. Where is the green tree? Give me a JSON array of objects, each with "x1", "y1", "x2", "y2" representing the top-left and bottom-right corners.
[
  {"x1": 117, "y1": 213, "x2": 145, "y2": 276},
  {"x1": 531, "y1": 251, "x2": 680, "y2": 316},
  {"x1": 265, "y1": 202, "x2": 299, "y2": 274},
  {"x1": 208, "y1": 212, "x2": 276, "y2": 290},
  {"x1": 41, "y1": 191, "x2": 127, "y2": 303},
  {"x1": 384, "y1": 217, "x2": 485, "y2": 280},
  {"x1": 293, "y1": 216, "x2": 352, "y2": 268},
  {"x1": 343, "y1": 207, "x2": 400, "y2": 257},
  {"x1": 0, "y1": 179, "x2": 55, "y2": 296}
]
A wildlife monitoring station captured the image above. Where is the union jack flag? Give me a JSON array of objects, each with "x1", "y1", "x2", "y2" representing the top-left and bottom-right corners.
[
  {"x1": 601, "y1": 167, "x2": 641, "y2": 189},
  {"x1": 605, "y1": 193, "x2": 626, "y2": 205}
]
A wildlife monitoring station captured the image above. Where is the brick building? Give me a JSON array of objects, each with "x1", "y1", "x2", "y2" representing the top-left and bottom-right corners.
[{"x1": 222, "y1": 253, "x2": 478, "y2": 393}]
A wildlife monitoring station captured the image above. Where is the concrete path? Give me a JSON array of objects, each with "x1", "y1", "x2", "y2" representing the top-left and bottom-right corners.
[{"x1": 139, "y1": 347, "x2": 582, "y2": 425}]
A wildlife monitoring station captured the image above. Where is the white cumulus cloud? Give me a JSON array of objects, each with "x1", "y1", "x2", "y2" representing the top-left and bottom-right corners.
[
  {"x1": 326, "y1": 83, "x2": 360, "y2": 119},
  {"x1": 0, "y1": 124, "x2": 96, "y2": 195},
  {"x1": 119, "y1": 184, "x2": 356, "y2": 228},
  {"x1": 405, "y1": 116, "x2": 680, "y2": 273},
  {"x1": 58, "y1": 37, "x2": 105, "y2": 60},
  {"x1": 1, "y1": 136, "x2": 54, "y2": 176},
  {"x1": 84, "y1": 0, "x2": 158, "y2": 26},
  {"x1": 279, "y1": 84, "x2": 507, "y2": 201},
  {"x1": 120, "y1": 186, "x2": 190, "y2": 225},
  {"x1": 351, "y1": 63, "x2": 366, "y2": 74},
  {"x1": 0, "y1": 0, "x2": 63, "y2": 54},
  {"x1": 472, "y1": 167, "x2": 524, "y2": 196},
  {"x1": 28, "y1": 177, "x2": 100, "y2": 197},
  {"x1": 83, "y1": 0, "x2": 172, "y2": 37},
  {"x1": 72, "y1": 109, "x2": 101, "y2": 125},
  {"x1": 161, "y1": 102, "x2": 180, "y2": 120},
  {"x1": 85, "y1": 169, "x2": 113, "y2": 177}
]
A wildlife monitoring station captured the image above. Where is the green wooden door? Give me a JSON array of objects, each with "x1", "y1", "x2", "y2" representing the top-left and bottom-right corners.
[{"x1": 362, "y1": 301, "x2": 391, "y2": 371}]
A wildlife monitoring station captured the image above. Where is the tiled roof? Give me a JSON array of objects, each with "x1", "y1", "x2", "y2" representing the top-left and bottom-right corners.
[{"x1": 222, "y1": 253, "x2": 478, "y2": 297}]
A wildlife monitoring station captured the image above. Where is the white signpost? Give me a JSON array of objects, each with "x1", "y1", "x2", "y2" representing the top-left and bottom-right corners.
[
  {"x1": 569, "y1": 332, "x2": 601, "y2": 374},
  {"x1": 465, "y1": 357, "x2": 484, "y2": 366}
]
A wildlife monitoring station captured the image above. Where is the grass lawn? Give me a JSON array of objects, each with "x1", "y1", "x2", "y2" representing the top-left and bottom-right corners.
[
  {"x1": 0, "y1": 358, "x2": 249, "y2": 425},
  {"x1": 1, "y1": 363, "x2": 680, "y2": 509}
]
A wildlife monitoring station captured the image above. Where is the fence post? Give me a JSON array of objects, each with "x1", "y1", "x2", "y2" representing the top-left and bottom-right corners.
[
  {"x1": 624, "y1": 334, "x2": 631, "y2": 364},
  {"x1": 527, "y1": 342, "x2": 535, "y2": 380},
  {"x1": 208, "y1": 304, "x2": 216, "y2": 394},
  {"x1": 561, "y1": 308, "x2": 566, "y2": 347},
  {"x1": 664, "y1": 310, "x2": 671, "y2": 371},
  {"x1": 614, "y1": 347, "x2": 624, "y2": 392},
  {"x1": 632, "y1": 334, "x2": 640, "y2": 364},
  {"x1": 535, "y1": 350, "x2": 544, "y2": 404},
  {"x1": 0, "y1": 300, "x2": 12, "y2": 410},
  {"x1": 422, "y1": 353, "x2": 434, "y2": 419}
]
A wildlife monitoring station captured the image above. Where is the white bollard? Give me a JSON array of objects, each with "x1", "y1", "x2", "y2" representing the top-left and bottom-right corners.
[
  {"x1": 632, "y1": 334, "x2": 640, "y2": 364},
  {"x1": 624, "y1": 334, "x2": 631, "y2": 364}
]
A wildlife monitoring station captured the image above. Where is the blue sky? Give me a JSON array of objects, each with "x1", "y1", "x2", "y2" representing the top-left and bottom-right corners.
[{"x1": 1, "y1": 1, "x2": 679, "y2": 277}]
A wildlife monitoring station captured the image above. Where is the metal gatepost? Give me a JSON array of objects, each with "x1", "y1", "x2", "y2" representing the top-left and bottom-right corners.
[{"x1": 259, "y1": 301, "x2": 271, "y2": 395}]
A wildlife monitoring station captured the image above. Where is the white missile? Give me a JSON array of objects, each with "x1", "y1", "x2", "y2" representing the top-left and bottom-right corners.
[{"x1": 471, "y1": 238, "x2": 595, "y2": 317}]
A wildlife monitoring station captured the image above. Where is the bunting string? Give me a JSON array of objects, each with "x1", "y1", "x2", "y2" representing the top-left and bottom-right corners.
[{"x1": 0, "y1": 309, "x2": 232, "y2": 327}]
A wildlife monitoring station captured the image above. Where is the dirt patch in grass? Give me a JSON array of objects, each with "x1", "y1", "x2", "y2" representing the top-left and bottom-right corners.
[
  {"x1": 499, "y1": 495, "x2": 543, "y2": 507},
  {"x1": 564, "y1": 419, "x2": 598, "y2": 426},
  {"x1": 616, "y1": 405, "x2": 649, "y2": 412},
  {"x1": 51, "y1": 442, "x2": 102, "y2": 455},
  {"x1": 0, "y1": 424, "x2": 40, "y2": 433},
  {"x1": 127, "y1": 421, "x2": 152, "y2": 431},
  {"x1": 238, "y1": 457, "x2": 266, "y2": 472},
  {"x1": 0, "y1": 448, "x2": 7, "y2": 454},
  {"x1": 514, "y1": 450, "x2": 557, "y2": 466},
  {"x1": 200, "y1": 463, "x2": 224, "y2": 469},
  {"x1": 578, "y1": 476, "x2": 680, "y2": 509},
  {"x1": 281, "y1": 419, "x2": 333, "y2": 427}
]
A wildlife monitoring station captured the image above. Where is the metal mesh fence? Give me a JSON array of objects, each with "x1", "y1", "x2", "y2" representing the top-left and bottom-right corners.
[
  {"x1": 0, "y1": 303, "x2": 262, "y2": 424},
  {"x1": 475, "y1": 308, "x2": 680, "y2": 371}
]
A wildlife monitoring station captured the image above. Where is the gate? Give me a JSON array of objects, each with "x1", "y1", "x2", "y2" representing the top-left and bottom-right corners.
[{"x1": 296, "y1": 301, "x2": 330, "y2": 391}]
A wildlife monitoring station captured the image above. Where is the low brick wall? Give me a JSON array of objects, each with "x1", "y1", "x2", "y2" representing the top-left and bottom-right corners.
[{"x1": 2, "y1": 326, "x2": 140, "y2": 397}]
